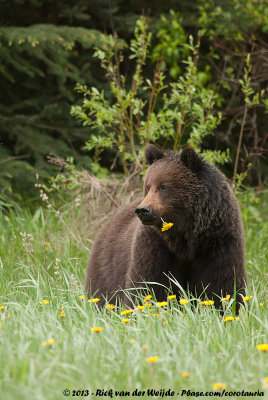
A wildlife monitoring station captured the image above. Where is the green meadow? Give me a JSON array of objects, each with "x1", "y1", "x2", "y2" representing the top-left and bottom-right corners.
[{"x1": 0, "y1": 193, "x2": 267, "y2": 400}]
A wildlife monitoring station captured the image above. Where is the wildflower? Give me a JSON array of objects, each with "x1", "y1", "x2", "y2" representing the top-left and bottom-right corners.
[
  {"x1": 264, "y1": 377, "x2": 268, "y2": 389},
  {"x1": 181, "y1": 372, "x2": 189, "y2": 378},
  {"x1": 41, "y1": 341, "x2": 47, "y2": 346},
  {"x1": 60, "y1": 311, "x2": 65, "y2": 318},
  {"x1": 143, "y1": 295, "x2": 152, "y2": 302},
  {"x1": 91, "y1": 327, "x2": 104, "y2": 333},
  {"x1": 144, "y1": 303, "x2": 152, "y2": 307},
  {"x1": 42, "y1": 338, "x2": 55, "y2": 347},
  {"x1": 121, "y1": 309, "x2": 132, "y2": 315},
  {"x1": 213, "y1": 383, "x2": 227, "y2": 390},
  {"x1": 259, "y1": 303, "x2": 264, "y2": 307},
  {"x1": 39, "y1": 300, "x2": 50, "y2": 305},
  {"x1": 48, "y1": 338, "x2": 55, "y2": 345},
  {"x1": 152, "y1": 314, "x2": 160, "y2": 318},
  {"x1": 0, "y1": 306, "x2": 7, "y2": 310},
  {"x1": 130, "y1": 339, "x2": 135, "y2": 343},
  {"x1": 200, "y1": 300, "x2": 214, "y2": 306},
  {"x1": 250, "y1": 296, "x2": 253, "y2": 299},
  {"x1": 136, "y1": 305, "x2": 145, "y2": 310},
  {"x1": 224, "y1": 316, "x2": 235, "y2": 322},
  {"x1": 79, "y1": 296, "x2": 84, "y2": 301},
  {"x1": 157, "y1": 301, "x2": 167, "y2": 307},
  {"x1": 88, "y1": 298, "x2": 100, "y2": 303},
  {"x1": 167, "y1": 295, "x2": 176, "y2": 300},
  {"x1": 220, "y1": 295, "x2": 231, "y2": 302},
  {"x1": 162, "y1": 321, "x2": 168, "y2": 326},
  {"x1": 107, "y1": 304, "x2": 115, "y2": 310},
  {"x1": 143, "y1": 344, "x2": 148, "y2": 350},
  {"x1": 146, "y1": 356, "x2": 159, "y2": 362},
  {"x1": 161, "y1": 223, "x2": 174, "y2": 232},
  {"x1": 256, "y1": 344, "x2": 268, "y2": 352},
  {"x1": 122, "y1": 319, "x2": 130, "y2": 323},
  {"x1": 179, "y1": 299, "x2": 189, "y2": 305},
  {"x1": 243, "y1": 296, "x2": 249, "y2": 302}
]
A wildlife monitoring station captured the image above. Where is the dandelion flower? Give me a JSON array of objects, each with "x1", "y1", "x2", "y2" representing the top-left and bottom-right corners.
[
  {"x1": 144, "y1": 303, "x2": 152, "y2": 307},
  {"x1": 224, "y1": 316, "x2": 235, "y2": 322},
  {"x1": 0, "y1": 306, "x2": 7, "y2": 310},
  {"x1": 107, "y1": 304, "x2": 115, "y2": 310},
  {"x1": 243, "y1": 296, "x2": 249, "y2": 302},
  {"x1": 39, "y1": 300, "x2": 50, "y2": 305},
  {"x1": 200, "y1": 300, "x2": 214, "y2": 306},
  {"x1": 143, "y1": 295, "x2": 152, "y2": 302},
  {"x1": 167, "y1": 295, "x2": 176, "y2": 300},
  {"x1": 264, "y1": 377, "x2": 268, "y2": 389},
  {"x1": 91, "y1": 327, "x2": 104, "y2": 333},
  {"x1": 88, "y1": 298, "x2": 100, "y2": 303},
  {"x1": 213, "y1": 383, "x2": 226, "y2": 390},
  {"x1": 122, "y1": 319, "x2": 130, "y2": 323},
  {"x1": 259, "y1": 303, "x2": 264, "y2": 307},
  {"x1": 143, "y1": 344, "x2": 148, "y2": 350},
  {"x1": 60, "y1": 311, "x2": 65, "y2": 318},
  {"x1": 179, "y1": 299, "x2": 189, "y2": 305},
  {"x1": 256, "y1": 344, "x2": 268, "y2": 352},
  {"x1": 152, "y1": 314, "x2": 160, "y2": 318},
  {"x1": 0, "y1": 321, "x2": 2, "y2": 328},
  {"x1": 48, "y1": 338, "x2": 55, "y2": 345},
  {"x1": 157, "y1": 301, "x2": 167, "y2": 307},
  {"x1": 161, "y1": 223, "x2": 173, "y2": 232},
  {"x1": 130, "y1": 339, "x2": 135, "y2": 343},
  {"x1": 41, "y1": 341, "x2": 47, "y2": 346},
  {"x1": 79, "y1": 296, "x2": 84, "y2": 301},
  {"x1": 146, "y1": 356, "x2": 159, "y2": 362},
  {"x1": 220, "y1": 295, "x2": 231, "y2": 302},
  {"x1": 121, "y1": 309, "x2": 132, "y2": 315},
  {"x1": 181, "y1": 372, "x2": 189, "y2": 378},
  {"x1": 136, "y1": 305, "x2": 145, "y2": 310}
]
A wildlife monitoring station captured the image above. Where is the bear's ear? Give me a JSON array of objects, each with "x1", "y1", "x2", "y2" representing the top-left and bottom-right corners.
[
  {"x1": 145, "y1": 144, "x2": 164, "y2": 165},
  {"x1": 181, "y1": 147, "x2": 204, "y2": 173}
]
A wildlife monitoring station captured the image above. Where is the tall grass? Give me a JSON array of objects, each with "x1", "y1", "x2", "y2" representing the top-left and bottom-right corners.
[{"x1": 0, "y1": 192, "x2": 267, "y2": 400}]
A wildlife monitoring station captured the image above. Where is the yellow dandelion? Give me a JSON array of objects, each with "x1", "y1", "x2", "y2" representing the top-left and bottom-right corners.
[
  {"x1": 130, "y1": 339, "x2": 135, "y2": 343},
  {"x1": 122, "y1": 319, "x2": 130, "y2": 323},
  {"x1": 142, "y1": 344, "x2": 148, "y2": 350},
  {"x1": 259, "y1": 303, "x2": 264, "y2": 307},
  {"x1": 152, "y1": 314, "x2": 160, "y2": 318},
  {"x1": 136, "y1": 305, "x2": 145, "y2": 310},
  {"x1": 0, "y1": 321, "x2": 2, "y2": 328},
  {"x1": 60, "y1": 311, "x2": 65, "y2": 318},
  {"x1": 143, "y1": 295, "x2": 152, "y2": 302},
  {"x1": 224, "y1": 316, "x2": 235, "y2": 322},
  {"x1": 213, "y1": 383, "x2": 227, "y2": 390},
  {"x1": 181, "y1": 372, "x2": 189, "y2": 378},
  {"x1": 146, "y1": 356, "x2": 159, "y2": 362},
  {"x1": 220, "y1": 295, "x2": 231, "y2": 302},
  {"x1": 201, "y1": 300, "x2": 214, "y2": 306},
  {"x1": 107, "y1": 304, "x2": 115, "y2": 310},
  {"x1": 167, "y1": 295, "x2": 176, "y2": 300},
  {"x1": 256, "y1": 344, "x2": 268, "y2": 352},
  {"x1": 88, "y1": 298, "x2": 100, "y2": 303},
  {"x1": 243, "y1": 296, "x2": 249, "y2": 302},
  {"x1": 91, "y1": 327, "x2": 104, "y2": 332},
  {"x1": 0, "y1": 306, "x2": 7, "y2": 310},
  {"x1": 179, "y1": 299, "x2": 189, "y2": 305},
  {"x1": 157, "y1": 301, "x2": 167, "y2": 307},
  {"x1": 79, "y1": 296, "x2": 84, "y2": 300},
  {"x1": 161, "y1": 223, "x2": 173, "y2": 232},
  {"x1": 264, "y1": 377, "x2": 268, "y2": 388},
  {"x1": 121, "y1": 309, "x2": 132, "y2": 315},
  {"x1": 39, "y1": 300, "x2": 50, "y2": 305},
  {"x1": 250, "y1": 296, "x2": 253, "y2": 299},
  {"x1": 41, "y1": 341, "x2": 47, "y2": 346},
  {"x1": 48, "y1": 338, "x2": 55, "y2": 345}
]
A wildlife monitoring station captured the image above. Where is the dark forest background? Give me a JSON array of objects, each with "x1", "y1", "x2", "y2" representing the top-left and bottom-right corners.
[{"x1": 1, "y1": 0, "x2": 267, "y2": 201}]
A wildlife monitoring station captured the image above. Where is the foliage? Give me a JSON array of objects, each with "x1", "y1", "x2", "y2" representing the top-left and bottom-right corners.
[{"x1": 71, "y1": 17, "x2": 230, "y2": 175}]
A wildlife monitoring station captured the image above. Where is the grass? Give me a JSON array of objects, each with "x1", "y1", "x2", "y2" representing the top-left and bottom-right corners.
[{"x1": 0, "y1": 192, "x2": 267, "y2": 400}]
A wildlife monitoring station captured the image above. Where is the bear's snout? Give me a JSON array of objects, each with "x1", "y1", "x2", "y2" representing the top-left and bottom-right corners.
[{"x1": 135, "y1": 205, "x2": 156, "y2": 225}]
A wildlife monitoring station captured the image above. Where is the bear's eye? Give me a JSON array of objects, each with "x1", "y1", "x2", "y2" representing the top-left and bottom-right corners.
[{"x1": 159, "y1": 185, "x2": 168, "y2": 192}]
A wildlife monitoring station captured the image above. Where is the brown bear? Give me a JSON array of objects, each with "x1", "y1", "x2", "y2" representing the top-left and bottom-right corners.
[{"x1": 85, "y1": 145, "x2": 246, "y2": 309}]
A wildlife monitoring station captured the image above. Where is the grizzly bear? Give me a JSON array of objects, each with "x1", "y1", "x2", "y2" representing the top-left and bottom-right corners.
[{"x1": 85, "y1": 145, "x2": 246, "y2": 308}]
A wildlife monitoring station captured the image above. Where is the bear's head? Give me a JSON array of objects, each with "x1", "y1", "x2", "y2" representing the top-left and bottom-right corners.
[{"x1": 135, "y1": 145, "x2": 212, "y2": 234}]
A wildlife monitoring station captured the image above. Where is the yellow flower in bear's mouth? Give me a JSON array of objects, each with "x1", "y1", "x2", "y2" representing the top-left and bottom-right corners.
[{"x1": 161, "y1": 218, "x2": 173, "y2": 232}]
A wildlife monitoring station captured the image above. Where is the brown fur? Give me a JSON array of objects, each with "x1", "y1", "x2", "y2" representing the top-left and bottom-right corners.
[{"x1": 85, "y1": 146, "x2": 247, "y2": 308}]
